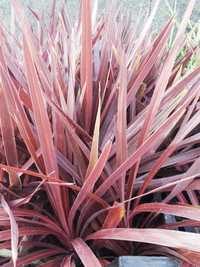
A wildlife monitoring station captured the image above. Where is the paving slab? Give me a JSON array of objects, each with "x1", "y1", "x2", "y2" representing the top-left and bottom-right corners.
[{"x1": 109, "y1": 256, "x2": 180, "y2": 267}]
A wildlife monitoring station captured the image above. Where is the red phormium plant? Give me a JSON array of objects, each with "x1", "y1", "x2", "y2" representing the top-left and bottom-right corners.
[{"x1": 1, "y1": 0, "x2": 200, "y2": 266}]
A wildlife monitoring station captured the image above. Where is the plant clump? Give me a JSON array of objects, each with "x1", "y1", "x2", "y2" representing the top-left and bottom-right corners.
[{"x1": 0, "y1": 0, "x2": 200, "y2": 266}]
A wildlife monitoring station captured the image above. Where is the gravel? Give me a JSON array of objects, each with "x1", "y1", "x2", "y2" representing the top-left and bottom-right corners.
[{"x1": 1, "y1": 0, "x2": 200, "y2": 30}]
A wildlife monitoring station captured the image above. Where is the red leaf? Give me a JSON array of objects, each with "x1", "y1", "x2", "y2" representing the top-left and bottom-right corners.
[
  {"x1": 61, "y1": 256, "x2": 75, "y2": 267},
  {"x1": 0, "y1": 227, "x2": 51, "y2": 242},
  {"x1": 68, "y1": 141, "x2": 112, "y2": 231},
  {"x1": 103, "y1": 202, "x2": 125, "y2": 228},
  {"x1": 1, "y1": 196, "x2": 18, "y2": 267},
  {"x1": 116, "y1": 50, "x2": 128, "y2": 201},
  {"x1": 96, "y1": 106, "x2": 185, "y2": 198},
  {"x1": 132, "y1": 203, "x2": 200, "y2": 221},
  {"x1": 81, "y1": 0, "x2": 93, "y2": 132},
  {"x1": 85, "y1": 94, "x2": 101, "y2": 178},
  {"x1": 87, "y1": 228, "x2": 200, "y2": 252},
  {"x1": 72, "y1": 238, "x2": 101, "y2": 267},
  {"x1": 16, "y1": 249, "x2": 62, "y2": 267},
  {"x1": 0, "y1": 80, "x2": 18, "y2": 186}
]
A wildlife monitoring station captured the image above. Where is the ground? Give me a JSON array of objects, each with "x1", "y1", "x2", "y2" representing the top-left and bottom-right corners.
[{"x1": 1, "y1": 0, "x2": 200, "y2": 30}]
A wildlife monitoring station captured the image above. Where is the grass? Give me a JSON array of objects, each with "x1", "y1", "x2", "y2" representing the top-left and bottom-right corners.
[{"x1": 0, "y1": 0, "x2": 200, "y2": 266}]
